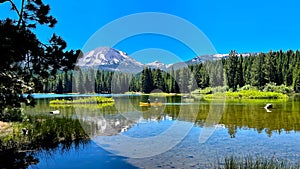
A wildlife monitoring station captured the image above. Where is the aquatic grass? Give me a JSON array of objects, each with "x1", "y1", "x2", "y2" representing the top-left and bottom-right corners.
[
  {"x1": 49, "y1": 102, "x2": 114, "y2": 109},
  {"x1": 0, "y1": 114, "x2": 90, "y2": 168},
  {"x1": 215, "y1": 155, "x2": 300, "y2": 169},
  {"x1": 204, "y1": 90, "x2": 288, "y2": 99},
  {"x1": 49, "y1": 96, "x2": 114, "y2": 104},
  {"x1": 0, "y1": 115, "x2": 89, "y2": 151}
]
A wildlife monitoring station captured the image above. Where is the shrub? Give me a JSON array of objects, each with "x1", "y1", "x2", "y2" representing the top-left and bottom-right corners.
[
  {"x1": 263, "y1": 82, "x2": 293, "y2": 94},
  {"x1": 192, "y1": 86, "x2": 228, "y2": 94},
  {"x1": 238, "y1": 85, "x2": 257, "y2": 91},
  {"x1": 0, "y1": 108, "x2": 25, "y2": 122}
]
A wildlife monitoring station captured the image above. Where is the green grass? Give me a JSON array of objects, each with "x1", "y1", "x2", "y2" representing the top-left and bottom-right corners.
[
  {"x1": 49, "y1": 96, "x2": 114, "y2": 104},
  {"x1": 0, "y1": 115, "x2": 89, "y2": 152},
  {"x1": 214, "y1": 155, "x2": 300, "y2": 169},
  {"x1": 202, "y1": 90, "x2": 288, "y2": 100},
  {"x1": 49, "y1": 102, "x2": 114, "y2": 109}
]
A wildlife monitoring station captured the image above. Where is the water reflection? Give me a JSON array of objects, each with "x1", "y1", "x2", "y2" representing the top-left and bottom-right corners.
[
  {"x1": 13, "y1": 95, "x2": 300, "y2": 168},
  {"x1": 0, "y1": 112, "x2": 89, "y2": 168},
  {"x1": 43, "y1": 96, "x2": 300, "y2": 138}
]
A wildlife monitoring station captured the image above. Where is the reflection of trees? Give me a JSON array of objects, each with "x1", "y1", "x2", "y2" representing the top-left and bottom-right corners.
[
  {"x1": 160, "y1": 99, "x2": 300, "y2": 137},
  {"x1": 219, "y1": 100, "x2": 300, "y2": 136},
  {"x1": 68, "y1": 98, "x2": 300, "y2": 138},
  {"x1": 0, "y1": 115, "x2": 89, "y2": 168},
  {"x1": 3, "y1": 97, "x2": 300, "y2": 168},
  {"x1": 227, "y1": 125, "x2": 237, "y2": 138},
  {"x1": 17, "y1": 96, "x2": 300, "y2": 167},
  {"x1": 0, "y1": 149, "x2": 38, "y2": 169}
]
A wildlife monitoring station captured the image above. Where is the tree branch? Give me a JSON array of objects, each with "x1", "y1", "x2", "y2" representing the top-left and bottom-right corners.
[
  {"x1": 8, "y1": 0, "x2": 21, "y2": 17},
  {"x1": 17, "y1": 0, "x2": 25, "y2": 28}
]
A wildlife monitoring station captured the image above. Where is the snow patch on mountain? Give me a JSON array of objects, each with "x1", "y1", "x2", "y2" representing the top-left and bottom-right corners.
[
  {"x1": 77, "y1": 47, "x2": 144, "y2": 72},
  {"x1": 78, "y1": 47, "x2": 257, "y2": 72}
]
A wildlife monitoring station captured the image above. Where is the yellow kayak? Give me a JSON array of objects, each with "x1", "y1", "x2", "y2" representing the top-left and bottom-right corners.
[{"x1": 139, "y1": 102, "x2": 163, "y2": 107}]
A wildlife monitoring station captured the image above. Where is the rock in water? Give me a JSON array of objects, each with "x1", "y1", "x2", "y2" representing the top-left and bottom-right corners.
[{"x1": 264, "y1": 103, "x2": 272, "y2": 109}]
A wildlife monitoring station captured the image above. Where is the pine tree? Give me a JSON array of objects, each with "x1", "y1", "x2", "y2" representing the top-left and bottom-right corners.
[
  {"x1": 56, "y1": 78, "x2": 63, "y2": 94},
  {"x1": 294, "y1": 71, "x2": 300, "y2": 92},
  {"x1": 265, "y1": 51, "x2": 277, "y2": 83},
  {"x1": 225, "y1": 50, "x2": 238, "y2": 91},
  {"x1": 63, "y1": 71, "x2": 71, "y2": 93},
  {"x1": 243, "y1": 55, "x2": 254, "y2": 85},
  {"x1": 72, "y1": 73, "x2": 76, "y2": 93},
  {"x1": 178, "y1": 68, "x2": 189, "y2": 93},
  {"x1": 188, "y1": 72, "x2": 197, "y2": 91},
  {"x1": 251, "y1": 53, "x2": 267, "y2": 88},
  {"x1": 84, "y1": 73, "x2": 92, "y2": 93},
  {"x1": 153, "y1": 69, "x2": 164, "y2": 91},
  {"x1": 236, "y1": 55, "x2": 244, "y2": 88},
  {"x1": 77, "y1": 69, "x2": 85, "y2": 93},
  {"x1": 141, "y1": 67, "x2": 153, "y2": 93}
]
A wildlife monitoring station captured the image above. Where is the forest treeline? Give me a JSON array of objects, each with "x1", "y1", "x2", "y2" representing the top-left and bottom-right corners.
[{"x1": 40, "y1": 50, "x2": 300, "y2": 94}]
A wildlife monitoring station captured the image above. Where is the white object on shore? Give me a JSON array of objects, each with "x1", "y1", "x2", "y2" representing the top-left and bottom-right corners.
[
  {"x1": 50, "y1": 110, "x2": 60, "y2": 114},
  {"x1": 21, "y1": 128, "x2": 28, "y2": 135}
]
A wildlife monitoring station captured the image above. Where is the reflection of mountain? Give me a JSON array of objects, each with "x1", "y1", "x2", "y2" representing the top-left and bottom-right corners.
[
  {"x1": 80, "y1": 114, "x2": 137, "y2": 136},
  {"x1": 38, "y1": 97, "x2": 300, "y2": 138}
]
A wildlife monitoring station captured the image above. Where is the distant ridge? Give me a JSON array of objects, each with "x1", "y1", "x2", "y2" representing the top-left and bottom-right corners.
[{"x1": 77, "y1": 47, "x2": 258, "y2": 72}]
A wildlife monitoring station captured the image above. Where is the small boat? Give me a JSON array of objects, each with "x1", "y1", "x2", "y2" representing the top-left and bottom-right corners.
[{"x1": 139, "y1": 102, "x2": 163, "y2": 107}]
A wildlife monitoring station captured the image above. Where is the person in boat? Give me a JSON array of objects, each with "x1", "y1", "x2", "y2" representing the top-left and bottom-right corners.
[
  {"x1": 155, "y1": 98, "x2": 158, "y2": 103},
  {"x1": 147, "y1": 99, "x2": 151, "y2": 104}
]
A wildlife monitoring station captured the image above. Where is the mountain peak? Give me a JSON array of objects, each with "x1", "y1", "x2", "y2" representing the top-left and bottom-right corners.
[
  {"x1": 77, "y1": 47, "x2": 143, "y2": 72},
  {"x1": 146, "y1": 60, "x2": 163, "y2": 65},
  {"x1": 145, "y1": 60, "x2": 169, "y2": 70},
  {"x1": 77, "y1": 47, "x2": 231, "y2": 72}
]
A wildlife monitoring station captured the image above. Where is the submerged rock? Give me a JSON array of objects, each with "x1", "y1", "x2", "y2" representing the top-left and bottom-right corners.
[{"x1": 264, "y1": 103, "x2": 272, "y2": 109}]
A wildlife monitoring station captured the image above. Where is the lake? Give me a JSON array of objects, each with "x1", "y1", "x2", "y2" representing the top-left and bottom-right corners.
[{"x1": 22, "y1": 95, "x2": 300, "y2": 168}]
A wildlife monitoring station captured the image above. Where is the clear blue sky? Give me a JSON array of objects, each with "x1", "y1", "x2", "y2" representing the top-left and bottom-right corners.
[{"x1": 1, "y1": 0, "x2": 300, "y2": 63}]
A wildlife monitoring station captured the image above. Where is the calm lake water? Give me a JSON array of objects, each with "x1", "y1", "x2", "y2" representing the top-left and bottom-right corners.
[{"x1": 24, "y1": 95, "x2": 300, "y2": 169}]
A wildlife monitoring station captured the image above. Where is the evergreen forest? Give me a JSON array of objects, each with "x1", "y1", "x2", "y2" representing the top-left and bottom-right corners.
[{"x1": 41, "y1": 50, "x2": 300, "y2": 94}]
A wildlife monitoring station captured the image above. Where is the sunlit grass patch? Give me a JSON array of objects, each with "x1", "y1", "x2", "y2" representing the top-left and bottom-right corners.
[
  {"x1": 203, "y1": 90, "x2": 288, "y2": 100},
  {"x1": 49, "y1": 96, "x2": 114, "y2": 104}
]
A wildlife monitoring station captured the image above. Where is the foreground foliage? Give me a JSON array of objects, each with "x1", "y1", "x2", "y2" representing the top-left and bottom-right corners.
[
  {"x1": 0, "y1": 0, "x2": 80, "y2": 121},
  {"x1": 0, "y1": 115, "x2": 89, "y2": 168}
]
